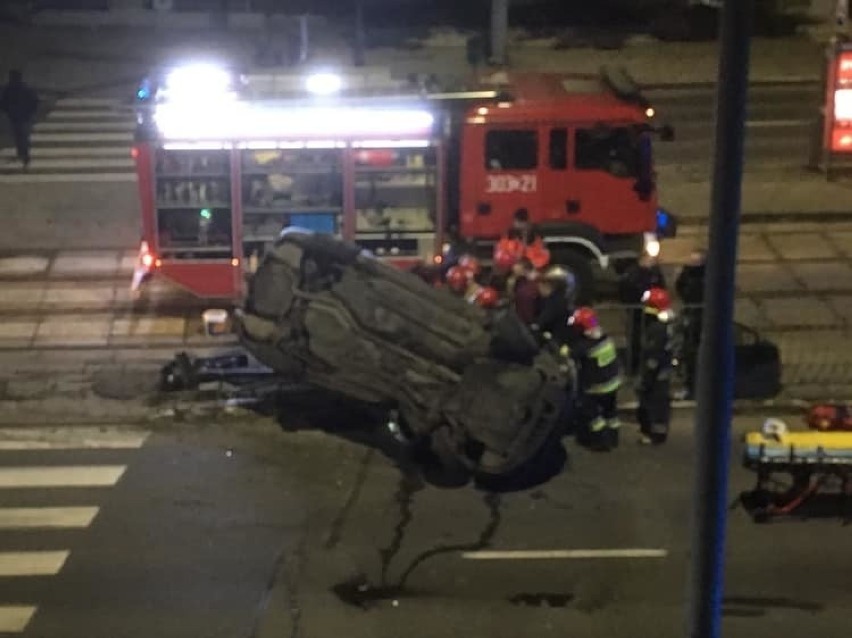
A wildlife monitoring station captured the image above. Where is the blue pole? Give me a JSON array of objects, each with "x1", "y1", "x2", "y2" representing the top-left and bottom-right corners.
[{"x1": 686, "y1": 0, "x2": 753, "y2": 637}]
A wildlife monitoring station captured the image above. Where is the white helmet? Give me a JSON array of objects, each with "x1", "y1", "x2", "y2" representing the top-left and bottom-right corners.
[
  {"x1": 541, "y1": 266, "x2": 576, "y2": 298},
  {"x1": 761, "y1": 418, "x2": 788, "y2": 440}
]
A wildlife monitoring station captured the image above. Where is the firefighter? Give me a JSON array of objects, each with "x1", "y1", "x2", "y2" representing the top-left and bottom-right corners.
[
  {"x1": 473, "y1": 286, "x2": 500, "y2": 309},
  {"x1": 494, "y1": 208, "x2": 551, "y2": 270},
  {"x1": 565, "y1": 307, "x2": 622, "y2": 451},
  {"x1": 445, "y1": 266, "x2": 470, "y2": 295},
  {"x1": 619, "y1": 254, "x2": 667, "y2": 373},
  {"x1": 675, "y1": 249, "x2": 706, "y2": 399},
  {"x1": 636, "y1": 287, "x2": 674, "y2": 445},
  {"x1": 531, "y1": 266, "x2": 576, "y2": 343}
]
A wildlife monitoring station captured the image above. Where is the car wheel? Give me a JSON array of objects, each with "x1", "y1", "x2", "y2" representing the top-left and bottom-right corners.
[{"x1": 423, "y1": 426, "x2": 471, "y2": 488}]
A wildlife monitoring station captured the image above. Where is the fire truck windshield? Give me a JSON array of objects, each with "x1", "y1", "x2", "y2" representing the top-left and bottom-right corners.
[{"x1": 574, "y1": 124, "x2": 649, "y2": 180}]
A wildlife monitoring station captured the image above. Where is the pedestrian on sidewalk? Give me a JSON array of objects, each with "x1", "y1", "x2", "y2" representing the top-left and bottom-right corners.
[{"x1": 0, "y1": 70, "x2": 39, "y2": 170}]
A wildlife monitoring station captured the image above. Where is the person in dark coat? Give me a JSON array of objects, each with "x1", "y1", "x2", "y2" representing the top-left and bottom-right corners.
[
  {"x1": 531, "y1": 265, "x2": 576, "y2": 344},
  {"x1": 508, "y1": 257, "x2": 540, "y2": 324},
  {"x1": 636, "y1": 288, "x2": 675, "y2": 445},
  {"x1": 619, "y1": 254, "x2": 666, "y2": 373},
  {"x1": 0, "y1": 70, "x2": 39, "y2": 169},
  {"x1": 675, "y1": 249, "x2": 706, "y2": 399}
]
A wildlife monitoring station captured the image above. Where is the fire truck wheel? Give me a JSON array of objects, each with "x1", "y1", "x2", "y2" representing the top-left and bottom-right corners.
[{"x1": 550, "y1": 248, "x2": 596, "y2": 305}]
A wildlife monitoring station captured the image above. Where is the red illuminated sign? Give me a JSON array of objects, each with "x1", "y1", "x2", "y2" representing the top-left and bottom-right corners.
[{"x1": 828, "y1": 48, "x2": 852, "y2": 152}]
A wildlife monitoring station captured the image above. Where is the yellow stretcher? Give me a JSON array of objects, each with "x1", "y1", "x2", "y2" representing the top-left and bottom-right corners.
[{"x1": 740, "y1": 420, "x2": 852, "y2": 522}]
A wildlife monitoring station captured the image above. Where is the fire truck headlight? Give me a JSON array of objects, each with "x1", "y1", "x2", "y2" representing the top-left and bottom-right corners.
[
  {"x1": 306, "y1": 72, "x2": 343, "y2": 96},
  {"x1": 643, "y1": 232, "x2": 661, "y2": 258}
]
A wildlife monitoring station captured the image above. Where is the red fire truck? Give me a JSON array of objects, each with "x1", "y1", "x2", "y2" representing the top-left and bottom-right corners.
[{"x1": 131, "y1": 63, "x2": 674, "y2": 300}]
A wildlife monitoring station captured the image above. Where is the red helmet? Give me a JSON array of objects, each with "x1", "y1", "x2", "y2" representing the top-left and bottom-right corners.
[
  {"x1": 493, "y1": 246, "x2": 518, "y2": 271},
  {"x1": 474, "y1": 286, "x2": 500, "y2": 308},
  {"x1": 642, "y1": 287, "x2": 671, "y2": 312},
  {"x1": 568, "y1": 306, "x2": 599, "y2": 332},
  {"x1": 457, "y1": 255, "x2": 481, "y2": 276},
  {"x1": 445, "y1": 266, "x2": 470, "y2": 293}
]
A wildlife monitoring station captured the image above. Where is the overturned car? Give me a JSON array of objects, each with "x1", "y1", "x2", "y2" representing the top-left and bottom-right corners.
[{"x1": 236, "y1": 229, "x2": 571, "y2": 481}]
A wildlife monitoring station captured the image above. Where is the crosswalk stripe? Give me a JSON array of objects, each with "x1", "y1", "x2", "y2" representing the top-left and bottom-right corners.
[
  {"x1": 56, "y1": 98, "x2": 123, "y2": 108},
  {"x1": 31, "y1": 132, "x2": 133, "y2": 143},
  {"x1": 0, "y1": 606, "x2": 36, "y2": 632},
  {"x1": 0, "y1": 466, "x2": 126, "y2": 488},
  {"x1": 0, "y1": 507, "x2": 99, "y2": 529},
  {"x1": 48, "y1": 110, "x2": 132, "y2": 120},
  {"x1": 0, "y1": 147, "x2": 130, "y2": 158},
  {"x1": 0, "y1": 173, "x2": 136, "y2": 183},
  {"x1": 0, "y1": 551, "x2": 69, "y2": 577},
  {"x1": 5, "y1": 158, "x2": 135, "y2": 170},
  {"x1": 0, "y1": 427, "x2": 149, "y2": 451},
  {"x1": 35, "y1": 122, "x2": 136, "y2": 132}
]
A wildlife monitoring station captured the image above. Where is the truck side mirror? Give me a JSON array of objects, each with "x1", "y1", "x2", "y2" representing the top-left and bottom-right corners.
[{"x1": 660, "y1": 124, "x2": 675, "y2": 142}]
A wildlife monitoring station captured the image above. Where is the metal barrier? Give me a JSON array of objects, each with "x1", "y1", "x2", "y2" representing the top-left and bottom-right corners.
[{"x1": 588, "y1": 301, "x2": 852, "y2": 398}]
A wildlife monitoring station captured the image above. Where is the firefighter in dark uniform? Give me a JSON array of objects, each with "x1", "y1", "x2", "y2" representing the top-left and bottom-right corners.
[
  {"x1": 563, "y1": 306, "x2": 622, "y2": 452},
  {"x1": 636, "y1": 287, "x2": 674, "y2": 445},
  {"x1": 531, "y1": 266, "x2": 577, "y2": 343}
]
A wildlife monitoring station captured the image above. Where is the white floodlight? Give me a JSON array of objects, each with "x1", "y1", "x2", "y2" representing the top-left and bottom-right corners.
[{"x1": 305, "y1": 72, "x2": 343, "y2": 96}]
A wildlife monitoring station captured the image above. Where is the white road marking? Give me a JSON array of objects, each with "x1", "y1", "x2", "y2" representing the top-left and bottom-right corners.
[
  {"x1": 745, "y1": 119, "x2": 810, "y2": 128},
  {"x1": 0, "y1": 606, "x2": 36, "y2": 633},
  {"x1": 0, "y1": 173, "x2": 136, "y2": 184},
  {"x1": 461, "y1": 549, "x2": 669, "y2": 560},
  {"x1": 55, "y1": 98, "x2": 123, "y2": 108},
  {"x1": 2, "y1": 158, "x2": 135, "y2": 170},
  {"x1": 0, "y1": 507, "x2": 99, "y2": 529},
  {"x1": 0, "y1": 147, "x2": 130, "y2": 158},
  {"x1": 48, "y1": 109, "x2": 131, "y2": 120},
  {"x1": 31, "y1": 132, "x2": 133, "y2": 143},
  {"x1": 35, "y1": 122, "x2": 136, "y2": 132},
  {"x1": 0, "y1": 551, "x2": 69, "y2": 576},
  {"x1": 0, "y1": 466, "x2": 126, "y2": 488},
  {"x1": 0, "y1": 427, "x2": 149, "y2": 451}
]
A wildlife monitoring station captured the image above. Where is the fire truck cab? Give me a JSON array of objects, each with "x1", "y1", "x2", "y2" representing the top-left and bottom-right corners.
[{"x1": 453, "y1": 70, "x2": 673, "y2": 298}]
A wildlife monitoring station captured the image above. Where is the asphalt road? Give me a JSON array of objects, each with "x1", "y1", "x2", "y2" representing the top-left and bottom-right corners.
[
  {"x1": 2, "y1": 412, "x2": 849, "y2": 638},
  {"x1": 649, "y1": 83, "x2": 821, "y2": 171}
]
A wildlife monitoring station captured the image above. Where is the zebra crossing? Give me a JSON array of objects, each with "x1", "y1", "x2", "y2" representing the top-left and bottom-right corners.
[
  {"x1": 0, "y1": 425, "x2": 149, "y2": 633},
  {"x1": 0, "y1": 97, "x2": 137, "y2": 183}
]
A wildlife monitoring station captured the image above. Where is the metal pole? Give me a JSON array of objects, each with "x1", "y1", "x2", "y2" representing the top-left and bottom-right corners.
[
  {"x1": 686, "y1": 0, "x2": 752, "y2": 637},
  {"x1": 353, "y1": 0, "x2": 366, "y2": 67},
  {"x1": 489, "y1": 0, "x2": 509, "y2": 66}
]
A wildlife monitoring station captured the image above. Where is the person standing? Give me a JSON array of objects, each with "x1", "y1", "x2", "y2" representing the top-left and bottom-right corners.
[
  {"x1": 0, "y1": 70, "x2": 39, "y2": 170},
  {"x1": 675, "y1": 249, "x2": 706, "y2": 399},
  {"x1": 509, "y1": 257, "x2": 539, "y2": 325},
  {"x1": 531, "y1": 266, "x2": 576, "y2": 343},
  {"x1": 618, "y1": 254, "x2": 666, "y2": 373},
  {"x1": 636, "y1": 288, "x2": 675, "y2": 445},
  {"x1": 565, "y1": 307, "x2": 622, "y2": 451}
]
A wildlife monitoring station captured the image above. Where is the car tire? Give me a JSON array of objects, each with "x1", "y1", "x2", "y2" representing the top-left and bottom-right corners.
[{"x1": 424, "y1": 426, "x2": 471, "y2": 488}]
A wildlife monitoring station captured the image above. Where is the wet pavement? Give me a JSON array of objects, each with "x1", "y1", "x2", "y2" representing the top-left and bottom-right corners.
[{"x1": 247, "y1": 410, "x2": 852, "y2": 638}]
